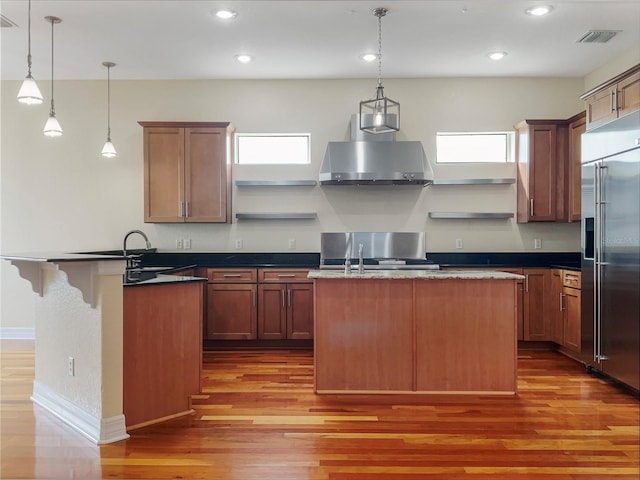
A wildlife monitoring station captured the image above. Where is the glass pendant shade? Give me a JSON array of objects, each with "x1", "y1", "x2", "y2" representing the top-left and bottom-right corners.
[
  {"x1": 43, "y1": 114, "x2": 63, "y2": 137},
  {"x1": 101, "y1": 139, "x2": 117, "y2": 158},
  {"x1": 17, "y1": 74, "x2": 43, "y2": 104},
  {"x1": 359, "y1": 85, "x2": 400, "y2": 134}
]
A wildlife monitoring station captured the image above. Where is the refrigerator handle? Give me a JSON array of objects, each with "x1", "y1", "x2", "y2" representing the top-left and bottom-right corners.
[{"x1": 594, "y1": 163, "x2": 601, "y2": 363}]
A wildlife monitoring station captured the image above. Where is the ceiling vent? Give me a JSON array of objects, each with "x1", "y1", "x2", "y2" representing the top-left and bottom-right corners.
[
  {"x1": 0, "y1": 15, "x2": 17, "y2": 28},
  {"x1": 576, "y1": 30, "x2": 621, "y2": 43}
]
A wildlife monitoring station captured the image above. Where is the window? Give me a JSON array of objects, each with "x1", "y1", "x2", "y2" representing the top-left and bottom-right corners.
[
  {"x1": 235, "y1": 134, "x2": 310, "y2": 165},
  {"x1": 436, "y1": 132, "x2": 513, "y2": 164}
]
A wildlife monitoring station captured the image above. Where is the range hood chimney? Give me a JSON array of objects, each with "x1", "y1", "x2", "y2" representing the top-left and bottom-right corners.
[{"x1": 319, "y1": 114, "x2": 433, "y2": 186}]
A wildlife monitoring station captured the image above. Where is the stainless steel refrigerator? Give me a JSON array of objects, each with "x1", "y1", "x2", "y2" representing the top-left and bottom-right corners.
[{"x1": 581, "y1": 111, "x2": 640, "y2": 392}]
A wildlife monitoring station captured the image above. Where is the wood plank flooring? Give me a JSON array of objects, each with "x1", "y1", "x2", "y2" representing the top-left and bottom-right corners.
[{"x1": 1, "y1": 339, "x2": 638, "y2": 479}]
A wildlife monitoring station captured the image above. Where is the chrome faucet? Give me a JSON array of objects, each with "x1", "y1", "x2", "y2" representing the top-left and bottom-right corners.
[
  {"x1": 358, "y1": 243, "x2": 365, "y2": 274},
  {"x1": 123, "y1": 230, "x2": 151, "y2": 269}
]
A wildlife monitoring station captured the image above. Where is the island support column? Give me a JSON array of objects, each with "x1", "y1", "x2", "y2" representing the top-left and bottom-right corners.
[{"x1": 9, "y1": 259, "x2": 128, "y2": 444}]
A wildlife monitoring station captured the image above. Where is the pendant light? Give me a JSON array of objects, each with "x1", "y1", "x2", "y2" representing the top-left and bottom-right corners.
[
  {"x1": 101, "y1": 62, "x2": 117, "y2": 158},
  {"x1": 359, "y1": 7, "x2": 400, "y2": 134},
  {"x1": 17, "y1": 0, "x2": 43, "y2": 104},
  {"x1": 43, "y1": 16, "x2": 63, "y2": 138}
]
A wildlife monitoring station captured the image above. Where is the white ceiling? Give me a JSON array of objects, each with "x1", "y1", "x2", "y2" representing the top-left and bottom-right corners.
[{"x1": 1, "y1": 0, "x2": 639, "y2": 81}]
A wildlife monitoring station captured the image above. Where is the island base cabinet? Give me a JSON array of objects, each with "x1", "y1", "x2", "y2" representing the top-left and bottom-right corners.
[
  {"x1": 123, "y1": 282, "x2": 203, "y2": 430},
  {"x1": 314, "y1": 279, "x2": 414, "y2": 392},
  {"x1": 415, "y1": 280, "x2": 517, "y2": 393}
]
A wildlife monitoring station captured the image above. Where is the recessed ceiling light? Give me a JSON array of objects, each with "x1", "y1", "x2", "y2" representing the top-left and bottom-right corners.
[
  {"x1": 361, "y1": 53, "x2": 377, "y2": 62},
  {"x1": 525, "y1": 5, "x2": 553, "y2": 16},
  {"x1": 235, "y1": 54, "x2": 252, "y2": 64},
  {"x1": 215, "y1": 9, "x2": 237, "y2": 20},
  {"x1": 488, "y1": 51, "x2": 507, "y2": 61}
]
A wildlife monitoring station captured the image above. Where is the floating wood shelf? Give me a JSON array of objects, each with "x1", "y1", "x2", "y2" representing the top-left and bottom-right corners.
[
  {"x1": 431, "y1": 178, "x2": 515, "y2": 185},
  {"x1": 235, "y1": 213, "x2": 318, "y2": 220},
  {"x1": 235, "y1": 180, "x2": 317, "y2": 187},
  {"x1": 428, "y1": 212, "x2": 514, "y2": 219}
]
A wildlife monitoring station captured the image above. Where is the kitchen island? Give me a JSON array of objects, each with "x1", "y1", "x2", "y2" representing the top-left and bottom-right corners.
[{"x1": 309, "y1": 269, "x2": 523, "y2": 395}]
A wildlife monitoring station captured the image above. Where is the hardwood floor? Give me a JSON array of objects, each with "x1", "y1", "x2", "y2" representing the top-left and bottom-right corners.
[{"x1": 1, "y1": 340, "x2": 638, "y2": 479}]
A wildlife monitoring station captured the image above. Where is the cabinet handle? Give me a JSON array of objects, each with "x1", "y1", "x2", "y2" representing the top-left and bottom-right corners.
[
  {"x1": 281, "y1": 289, "x2": 286, "y2": 307},
  {"x1": 253, "y1": 290, "x2": 256, "y2": 307},
  {"x1": 611, "y1": 90, "x2": 617, "y2": 112},
  {"x1": 277, "y1": 274, "x2": 296, "y2": 277},
  {"x1": 530, "y1": 198, "x2": 534, "y2": 217},
  {"x1": 287, "y1": 289, "x2": 291, "y2": 307},
  {"x1": 185, "y1": 201, "x2": 190, "y2": 218},
  {"x1": 559, "y1": 292, "x2": 565, "y2": 312},
  {"x1": 223, "y1": 274, "x2": 242, "y2": 277},
  {"x1": 525, "y1": 274, "x2": 529, "y2": 293},
  {"x1": 179, "y1": 201, "x2": 184, "y2": 217}
]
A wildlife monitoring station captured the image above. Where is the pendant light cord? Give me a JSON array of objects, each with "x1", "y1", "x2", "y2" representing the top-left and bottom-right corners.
[
  {"x1": 49, "y1": 17, "x2": 55, "y2": 116},
  {"x1": 106, "y1": 65, "x2": 111, "y2": 140},
  {"x1": 377, "y1": 11, "x2": 383, "y2": 88},
  {"x1": 26, "y1": 0, "x2": 32, "y2": 74}
]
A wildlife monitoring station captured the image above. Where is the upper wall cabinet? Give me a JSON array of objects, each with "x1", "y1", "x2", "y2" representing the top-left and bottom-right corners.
[
  {"x1": 139, "y1": 121, "x2": 234, "y2": 223},
  {"x1": 582, "y1": 64, "x2": 640, "y2": 131},
  {"x1": 514, "y1": 112, "x2": 585, "y2": 224}
]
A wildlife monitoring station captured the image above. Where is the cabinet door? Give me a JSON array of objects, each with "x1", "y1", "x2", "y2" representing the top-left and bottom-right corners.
[
  {"x1": 617, "y1": 70, "x2": 640, "y2": 119},
  {"x1": 528, "y1": 125, "x2": 557, "y2": 221},
  {"x1": 563, "y1": 287, "x2": 581, "y2": 352},
  {"x1": 144, "y1": 127, "x2": 185, "y2": 222},
  {"x1": 516, "y1": 123, "x2": 557, "y2": 222},
  {"x1": 523, "y1": 268, "x2": 552, "y2": 341},
  {"x1": 568, "y1": 114, "x2": 586, "y2": 222},
  {"x1": 550, "y1": 270, "x2": 564, "y2": 344},
  {"x1": 287, "y1": 283, "x2": 314, "y2": 340},
  {"x1": 258, "y1": 283, "x2": 286, "y2": 340},
  {"x1": 586, "y1": 86, "x2": 618, "y2": 130},
  {"x1": 206, "y1": 284, "x2": 257, "y2": 340},
  {"x1": 185, "y1": 127, "x2": 229, "y2": 223}
]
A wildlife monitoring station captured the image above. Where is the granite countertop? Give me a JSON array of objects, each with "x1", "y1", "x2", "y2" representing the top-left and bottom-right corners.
[
  {"x1": 124, "y1": 273, "x2": 206, "y2": 287},
  {"x1": 308, "y1": 269, "x2": 524, "y2": 280},
  {"x1": 0, "y1": 252, "x2": 126, "y2": 262}
]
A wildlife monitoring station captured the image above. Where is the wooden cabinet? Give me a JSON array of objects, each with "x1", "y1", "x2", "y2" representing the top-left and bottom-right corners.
[
  {"x1": 523, "y1": 268, "x2": 553, "y2": 341},
  {"x1": 258, "y1": 269, "x2": 313, "y2": 340},
  {"x1": 550, "y1": 269, "x2": 582, "y2": 352},
  {"x1": 515, "y1": 113, "x2": 587, "y2": 224},
  {"x1": 123, "y1": 281, "x2": 204, "y2": 429},
  {"x1": 205, "y1": 268, "x2": 257, "y2": 340},
  {"x1": 551, "y1": 269, "x2": 564, "y2": 344},
  {"x1": 567, "y1": 112, "x2": 586, "y2": 222},
  {"x1": 139, "y1": 121, "x2": 233, "y2": 223},
  {"x1": 204, "y1": 267, "x2": 313, "y2": 342},
  {"x1": 515, "y1": 121, "x2": 558, "y2": 222},
  {"x1": 583, "y1": 65, "x2": 640, "y2": 131}
]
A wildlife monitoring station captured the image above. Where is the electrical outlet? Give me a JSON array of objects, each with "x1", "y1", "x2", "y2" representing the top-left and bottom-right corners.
[
  {"x1": 235, "y1": 239, "x2": 243, "y2": 250},
  {"x1": 184, "y1": 239, "x2": 192, "y2": 249},
  {"x1": 68, "y1": 357, "x2": 75, "y2": 376},
  {"x1": 176, "y1": 239, "x2": 183, "y2": 249},
  {"x1": 534, "y1": 238, "x2": 542, "y2": 249},
  {"x1": 455, "y1": 238, "x2": 463, "y2": 249},
  {"x1": 288, "y1": 238, "x2": 296, "y2": 250}
]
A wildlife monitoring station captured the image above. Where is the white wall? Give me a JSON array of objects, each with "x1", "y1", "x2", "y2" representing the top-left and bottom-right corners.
[
  {"x1": 583, "y1": 47, "x2": 640, "y2": 92},
  {"x1": 1, "y1": 76, "x2": 586, "y2": 329}
]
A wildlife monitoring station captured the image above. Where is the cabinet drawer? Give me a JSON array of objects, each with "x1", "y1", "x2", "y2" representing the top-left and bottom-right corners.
[
  {"x1": 258, "y1": 268, "x2": 311, "y2": 283},
  {"x1": 562, "y1": 270, "x2": 581, "y2": 289},
  {"x1": 207, "y1": 268, "x2": 257, "y2": 283}
]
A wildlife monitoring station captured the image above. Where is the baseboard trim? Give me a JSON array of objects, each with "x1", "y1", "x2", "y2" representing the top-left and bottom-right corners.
[
  {"x1": 31, "y1": 380, "x2": 129, "y2": 444},
  {"x1": 0, "y1": 327, "x2": 35, "y2": 340}
]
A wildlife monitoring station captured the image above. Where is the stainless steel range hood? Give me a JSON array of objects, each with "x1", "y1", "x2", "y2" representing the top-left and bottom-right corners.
[{"x1": 319, "y1": 115, "x2": 434, "y2": 186}]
